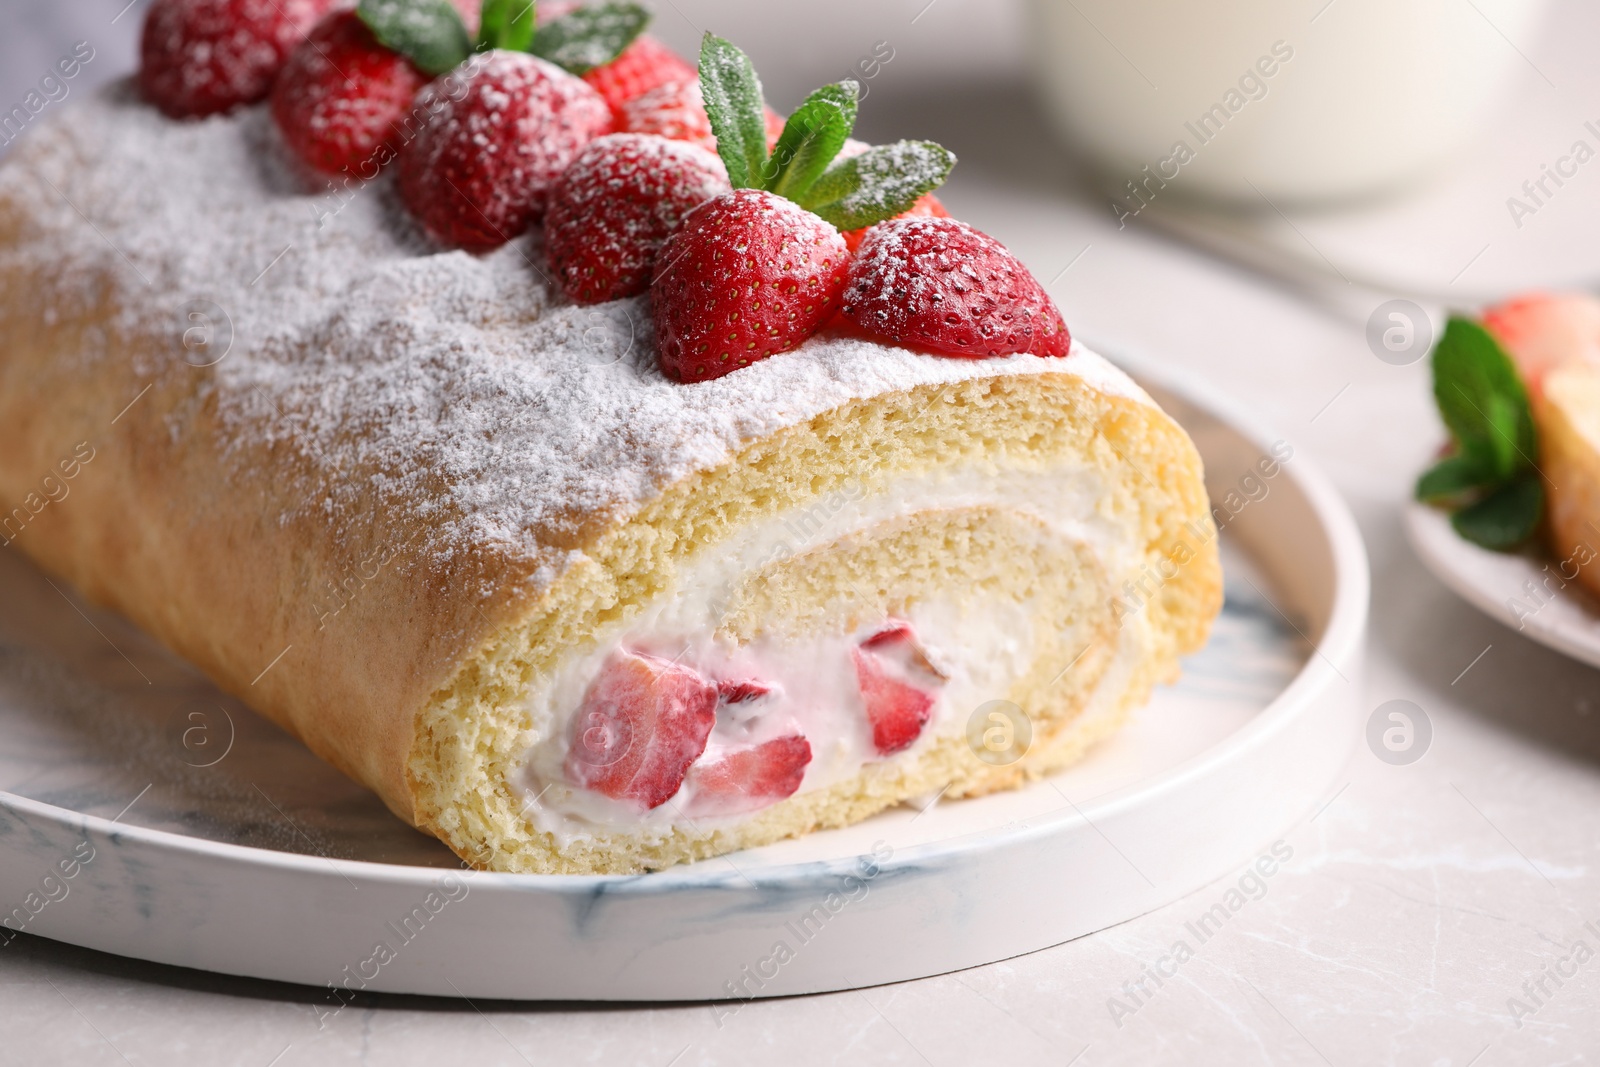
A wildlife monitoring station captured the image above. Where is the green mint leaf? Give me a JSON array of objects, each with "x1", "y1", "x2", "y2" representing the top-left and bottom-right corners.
[
  {"x1": 1450, "y1": 472, "x2": 1544, "y2": 550},
  {"x1": 358, "y1": 0, "x2": 473, "y2": 75},
  {"x1": 699, "y1": 33, "x2": 770, "y2": 189},
  {"x1": 478, "y1": 0, "x2": 535, "y2": 53},
  {"x1": 1482, "y1": 389, "x2": 1524, "y2": 479},
  {"x1": 801, "y1": 140, "x2": 955, "y2": 230},
  {"x1": 1432, "y1": 316, "x2": 1535, "y2": 479},
  {"x1": 1415, "y1": 453, "x2": 1498, "y2": 503},
  {"x1": 533, "y1": 2, "x2": 650, "y2": 76},
  {"x1": 762, "y1": 81, "x2": 858, "y2": 201}
]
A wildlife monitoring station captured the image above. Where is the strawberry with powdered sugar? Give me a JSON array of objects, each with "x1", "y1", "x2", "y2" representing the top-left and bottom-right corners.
[
  {"x1": 270, "y1": 10, "x2": 431, "y2": 178},
  {"x1": 648, "y1": 34, "x2": 956, "y2": 382},
  {"x1": 139, "y1": 0, "x2": 338, "y2": 118},
  {"x1": 652, "y1": 189, "x2": 850, "y2": 382},
  {"x1": 619, "y1": 78, "x2": 787, "y2": 152},
  {"x1": 276, "y1": 0, "x2": 648, "y2": 244},
  {"x1": 545, "y1": 133, "x2": 729, "y2": 304},
  {"x1": 397, "y1": 52, "x2": 609, "y2": 248},
  {"x1": 271, "y1": 0, "x2": 552, "y2": 180},
  {"x1": 583, "y1": 35, "x2": 697, "y2": 120},
  {"x1": 843, "y1": 217, "x2": 1072, "y2": 359}
]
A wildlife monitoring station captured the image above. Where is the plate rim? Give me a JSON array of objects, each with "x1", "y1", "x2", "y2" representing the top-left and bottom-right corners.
[{"x1": 1404, "y1": 498, "x2": 1600, "y2": 669}]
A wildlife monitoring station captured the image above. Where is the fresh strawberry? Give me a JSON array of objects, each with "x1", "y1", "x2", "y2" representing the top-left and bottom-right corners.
[
  {"x1": 620, "y1": 79, "x2": 713, "y2": 148},
  {"x1": 842, "y1": 193, "x2": 948, "y2": 253},
  {"x1": 545, "y1": 133, "x2": 729, "y2": 304},
  {"x1": 1483, "y1": 292, "x2": 1600, "y2": 397},
  {"x1": 564, "y1": 650, "x2": 718, "y2": 810},
  {"x1": 583, "y1": 35, "x2": 696, "y2": 120},
  {"x1": 687, "y1": 736, "x2": 812, "y2": 816},
  {"x1": 861, "y1": 621, "x2": 917, "y2": 650},
  {"x1": 717, "y1": 679, "x2": 773, "y2": 704},
  {"x1": 861, "y1": 620, "x2": 949, "y2": 682},
  {"x1": 139, "y1": 0, "x2": 337, "y2": 119},
  {"x1": 270, "y1": 11, "x2": 429, "y2": 178},
  {"x1": 397, "y1": 50, "x2": 610, "y2": 250},
  {"x1": 842, "y1": 217, "x2": 1071, "y2": 359},
  {"x1": 620, "y1": 78, "x2": 785, "y2": 152},
  {"x1": 852, "y1": 644, "x2": 935, "y2": 756},
  {"x1": 651, "y1": 189, "x2": 849, "y2": 382}
]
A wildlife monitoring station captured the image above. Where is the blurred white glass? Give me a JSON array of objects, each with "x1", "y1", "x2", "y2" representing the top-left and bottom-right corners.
[{"x1": 1026, "y1": 0, "x2": 1551, "y2": 207}]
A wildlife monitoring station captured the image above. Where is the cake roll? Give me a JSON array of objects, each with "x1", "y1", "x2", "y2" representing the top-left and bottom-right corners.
[{"x1": 0, "y1": 86, "x2": 1220, "y2": 874}]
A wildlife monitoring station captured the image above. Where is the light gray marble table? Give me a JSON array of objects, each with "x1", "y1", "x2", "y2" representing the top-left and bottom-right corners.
[{"x1": 4, "y1": 1, "x2": 1599, "y2": 1064}]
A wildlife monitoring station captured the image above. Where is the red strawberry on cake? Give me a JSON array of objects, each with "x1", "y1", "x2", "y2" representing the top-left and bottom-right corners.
[
  {"x1": 843, "y1": 217, "x2": 1072, "y2": 358},
  {"x1": 139, "y1": 0, "x2": 338, "y2": 118},
  {"x1": 619, "y1": 78, "x2": 787, "y2": 152},
  {"x1": 583, "y1": 35, "x2": 697, "y2": 120},
  {"x1": 270, "y1": 10, "x2": 430, "y2": 178},
  {"x1": 854, "y1": 622, "x2": 945, "y2": 755},
  {"x1": 652, "y1": 189, "x2": 849, "y2": 382},
  {"x1": 545, "y1": 133, "x2": 729, "y2": 304},
  {"x1": 647, "y1": 35, "x2": 956, "y2": 381},
  {"x1": 291, "y1": 0, "x2": 650, "y2": 245},
  {"x1": 398, "y1": 52, "x2": 608, "y2": 248},
  {"x1": 269, "y1": 0, "x2": 542, "y2": 180},
  {"x1": 1483, "y1": 291, "x2": 1600, "y2": 397}
]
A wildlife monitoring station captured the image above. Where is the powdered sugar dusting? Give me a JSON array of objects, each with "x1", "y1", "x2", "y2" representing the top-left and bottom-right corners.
[{"x1": 0, "y1": 84, "x2": 1146, "y2": 611}]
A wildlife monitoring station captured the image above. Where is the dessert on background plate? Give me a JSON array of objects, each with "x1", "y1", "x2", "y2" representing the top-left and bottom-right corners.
[
  {"x1": 0, "y1": 0, "x2": 1221, "y2": 874},
  {"x1": 1417, "y1": 292, "x2": 1600, "y2": 599}
]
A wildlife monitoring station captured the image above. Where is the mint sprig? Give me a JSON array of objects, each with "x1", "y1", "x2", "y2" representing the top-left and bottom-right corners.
[
  {"x1": 357, "y1": 0, "x2": 648, "y2": 77},
  {"x1": 478, "y1": 0, "x2": 535, "y2": 53},
  {"x1": 697, "y1": 33, "x2": 955, "y2": 229},
  {"x1": 699, "y1": 33, "x2": 770, "y2": 190},
  {"x1": 358, "y1": 0, "x2": 474, "y2": 75},
  {"x1": 763, "y1": 81, "x2": 857, "y2": 198},
  {"x1": 534, "y1": 3, "x2": 651, "y2": 75},
  {"x1": 802, "y1": 140, "x2": 955, "y2": 230},
  {"x1": 1416, "y1": 315, "x2": 1545, "y2": 550}
]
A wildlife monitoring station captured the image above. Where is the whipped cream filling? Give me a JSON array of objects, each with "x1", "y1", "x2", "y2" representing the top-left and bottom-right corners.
[{"x1": 518, "y1": 459, "x2": 1148, "y2": 844}]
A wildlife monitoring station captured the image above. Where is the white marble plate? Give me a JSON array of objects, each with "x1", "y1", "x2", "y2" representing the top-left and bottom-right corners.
[
  {"x1": 1405, "y1": 500, "x2": 1600, "y2": 669},
  {"x1": 0, "y1": 355, "x2": 1369, "y2": 1000}
]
